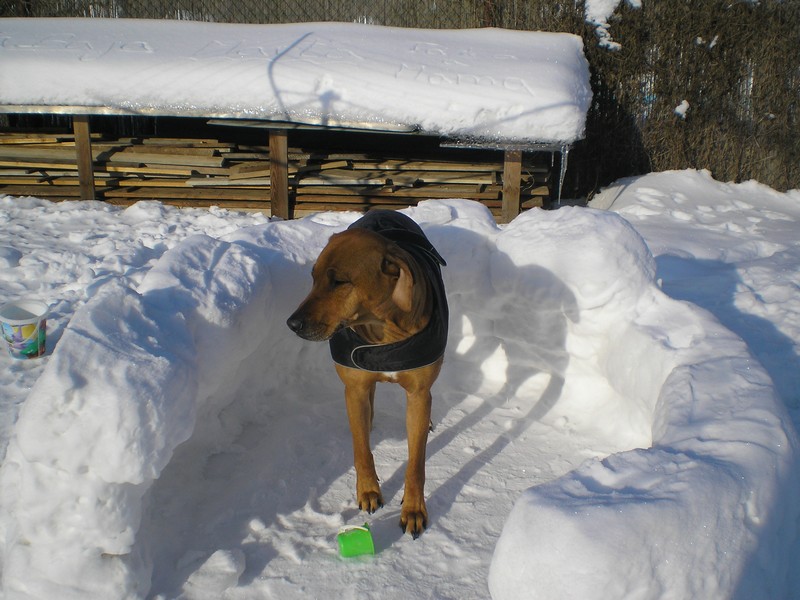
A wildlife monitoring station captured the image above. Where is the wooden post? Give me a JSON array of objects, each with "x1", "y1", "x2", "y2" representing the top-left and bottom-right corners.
[
  {"x1": 269, "y1": 128, "x2": 291, "y2": 219},
  {"x1": 501, "y1": 149, "x2": 522, "y2": 223},
  {"x1": 72, "y1": 115, "x2": 95, "y2": 201}
]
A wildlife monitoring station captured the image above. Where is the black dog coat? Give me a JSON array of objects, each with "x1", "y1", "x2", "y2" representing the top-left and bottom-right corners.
[{"x1": 329, "y1": 211, "x2": 449, "y2": 372}]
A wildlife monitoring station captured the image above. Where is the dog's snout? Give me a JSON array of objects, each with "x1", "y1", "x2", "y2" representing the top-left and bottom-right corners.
[
  {"x1": 287, "y1": 311, "x2": 332, "y2": 341},
  {"x1": 286, "y1": 315, "x2": 305, "y2": 334}
]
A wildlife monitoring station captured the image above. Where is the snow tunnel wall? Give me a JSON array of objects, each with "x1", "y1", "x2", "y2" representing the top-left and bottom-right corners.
[
  {"x1": 1, "y1": 200, "x2": 798, "y2": 599},
  {"x1": 0, "y1": 216, "x2": 339, "y2": 598},
  {"x1": 488, "y1": 233, "x2": 800, "y2": 596}
]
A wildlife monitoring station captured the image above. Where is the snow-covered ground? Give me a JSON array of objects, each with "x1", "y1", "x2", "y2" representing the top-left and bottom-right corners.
[
  {"x1": 1, "y1": 14, "x2": 799, "y2": 600},
  {"x1": 0, "y1": 169, "x2": 798, "y2": 599}
]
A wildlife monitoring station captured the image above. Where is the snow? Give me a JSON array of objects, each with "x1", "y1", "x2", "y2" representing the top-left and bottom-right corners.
[
  {"x1": 0, "y1": 18, "x2": 591, "y2": 143},
  {"x1": 0, "y1": 16, "x2": 798, "y2": 600},
  {"x1": 583, "y1": 0, "x2": 642, "y2": 50},
  {"x1": 674, "y1": 99, "x2": 690, "y2": 119},
  {"x1": 0, "y1": 169, "x2": 798, "y2": 599}
]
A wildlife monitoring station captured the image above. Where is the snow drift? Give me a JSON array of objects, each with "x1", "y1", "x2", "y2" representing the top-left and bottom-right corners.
[
  {"x1": 0, "y1": 200, "x2": 798, "y2": 599},
  {"x1": 489, "y1": 273, "x2": 800, "y2": 599}
]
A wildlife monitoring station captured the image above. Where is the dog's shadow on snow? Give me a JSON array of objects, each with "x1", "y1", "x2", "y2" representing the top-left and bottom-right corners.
[{"x1": 374, "y1": 226, "x2": 580, "y2": 540}]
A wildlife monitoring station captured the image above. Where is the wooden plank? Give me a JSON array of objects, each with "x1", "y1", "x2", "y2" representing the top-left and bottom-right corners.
[
  {"x1": 501, "y1": 149, "x2": 522, "y2": 223},
  {"x1": 521, "y1": 197, "x2": 545, "y2": 209},
  {"x1": 0, "y1": 185, "x2": 84, "y2": 197},
  {"x1": 228, "y1": 162, "x2": 272, "y2": 179},
  {"x1": 114, "y1": 178, "x2": 195, "y2": 188},
  {"x1": 296, "y1": 168, "x2": 494, "y2": 187},
  {"x1": 0, "y1": 160, "x2": 79, "y2": 170},
  {"x1": 103, "y1": 186, "x2": 271, "y2": 201},
  {"x1": 0, "y1": 175, "x2": 115, "y2": 186},
  {"x1": 0, "y1": 179, "x2": 514, "y2": 201},
  {"x1": 413, "y1": 170, "x2": 496, "y2": 185},
  {"x1": 0, "y1": 136, "x2": 72, "y2": 145},
  {"x1": 0, "y1": 147, "x2": 235, "y2": 171},
  {"x1": 295, "y1": 199, "x2": 415, "y2": 212},
  {"x1": 228, "y1": 168, "x2": 272, "y2": 180},
  {"x1": 269, "y1": 129, "x2": 290, "y2": 219},
  {"x1": 105, "y1": 150, "x2": 226, "y2": 168},
  {"x1": 187, "y1": 176, "x2": 270, "y2": 187},
  {"x1": 105, "y1": 198, "x2": 272, "y2": 210},
  {"x1": 294, "y1": 183, "x2": 502, "y2": 200},
  {"x1": 295, "y1": 185, "x2": 393, "y2": 197},
  {"x1": 224, "y1": 152, "x2": 270, "y2": 160},
  {"x1": 297, "y1": 169, "x2": 388, "y2": 186},
  {"x1": 395, "y1": 186, "x2": 500, "y2": 199},
  {"x1": 0, "y1": 146, "x2": 84, "y2": 164},
  {"x1": 140, "y1": 137, "x2": 233, "y2": 148},
  {"x1": 352, "y1": 159, "x2": 503, "y2": 172},
  {"x1": 117, "y1": 145, "x2": 220, "y2": 157},
  {"x1": 0, "y1": 133, "x2": 104, "y2": 144},
  {"x1": 295, "y1": 159, "x2": 350, "y2": 173},
  {"x1": 0, "y1": 167, "x2": 51, "y2": 176},
  {"x1": 72, "y1": 115, "x2": 96, "y2": 201},
  {"x1": 0, "y1": 176, "x2": 55, "y2": 185},
  {"x1": 101, "y1": 164, "x2": 200, "y2": 177}
]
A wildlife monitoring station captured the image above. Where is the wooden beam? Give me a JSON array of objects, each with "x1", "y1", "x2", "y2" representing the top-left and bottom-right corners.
[
  {"x1": 269, "y1": 128, "x2": 290, "y2": 219},
  {"x1": 501, "y1": 149, "x2": 522, "y2": 223},
  {"x1": 72, "y1": 115, "x2": 96, "y2": 201}
]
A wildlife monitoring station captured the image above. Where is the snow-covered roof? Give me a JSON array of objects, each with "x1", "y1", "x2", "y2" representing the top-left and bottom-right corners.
[{"x1": 0, "y1": 18, "x2": 592, "y2": 144}]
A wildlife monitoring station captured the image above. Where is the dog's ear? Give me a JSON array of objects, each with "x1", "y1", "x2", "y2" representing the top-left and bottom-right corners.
[{"x1": 382, "y1": 255, "x2": 414, "y2": 312}]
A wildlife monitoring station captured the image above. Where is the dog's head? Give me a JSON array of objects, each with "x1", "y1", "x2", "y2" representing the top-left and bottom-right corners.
[{"x1": 286, "y1": 228, "x2": 416, "y2": 342}]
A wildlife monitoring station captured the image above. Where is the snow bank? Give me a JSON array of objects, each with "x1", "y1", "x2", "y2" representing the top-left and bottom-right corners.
[
  {"x1": 0, "y1": 233, "x2": 276, "y2": 598},
  {"x1": 1, "y1": 199, "x2": 797, "y2": 598},
  {"x1": 0, "y1": 209, "x2": 347, "y2": 598},
  {"x1": 489, "y1": 192, "x2": 800, "y2": 597},
  {"x1": 490, "y1": 306, "x2": 800, "y2": 599},
  {"x1": 0, "y1": 19, "x2": 591, "y2": 143}
]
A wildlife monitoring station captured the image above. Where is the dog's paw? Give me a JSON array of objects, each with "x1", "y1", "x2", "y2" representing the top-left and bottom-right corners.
[
  {"x1": 358, "y1": 490, "x2": 384, "y2": 514},
  {"x1": 400, "y1": 501, "x2": 428, "y2": 539}
]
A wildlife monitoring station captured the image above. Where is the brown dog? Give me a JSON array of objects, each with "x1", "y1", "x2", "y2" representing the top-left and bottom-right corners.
[{"x1": 287, "y1": 211, "x2": 448, "y2": 538}]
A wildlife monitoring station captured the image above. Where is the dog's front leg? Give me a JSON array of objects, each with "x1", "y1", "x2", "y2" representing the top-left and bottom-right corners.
[
  {"x1": 398, "y1": 359, "x2": 440, "y2": 539},
  {"x1": 338, "y1": 366, "x2": 384, "y2": 513},
  {"x1": 400, "y1": 386, "x2": 432, "y2": 538}
]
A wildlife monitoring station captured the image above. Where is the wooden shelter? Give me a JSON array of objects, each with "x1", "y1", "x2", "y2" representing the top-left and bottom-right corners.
[{"x1": 0, "y1": 20, "x2": 590, "y2": 221}]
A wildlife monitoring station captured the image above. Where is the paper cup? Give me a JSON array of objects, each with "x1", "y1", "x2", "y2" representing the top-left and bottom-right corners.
[
  {"x1": 0, "y1": 300, "x2": 49, "y2": 359},
  {"x1": 337, "y1": 523, "x2": 375, "y2": 558}
]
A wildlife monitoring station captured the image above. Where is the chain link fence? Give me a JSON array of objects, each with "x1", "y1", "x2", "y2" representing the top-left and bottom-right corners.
[
  {"x1": 2, "y1": 0, "x2": 798, "y2": 194},
  {"x1": 1, "y1": 0, "x2": 486, "y2": 27}
]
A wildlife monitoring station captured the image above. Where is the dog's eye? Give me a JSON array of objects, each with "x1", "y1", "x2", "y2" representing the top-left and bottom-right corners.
[{"x1": 327, "y1": 270, "x2": 350, "y2": 288}]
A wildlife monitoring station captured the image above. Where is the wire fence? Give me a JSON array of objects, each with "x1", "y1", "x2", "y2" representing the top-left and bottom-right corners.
[
  {"x1": 2, "y1": 0, "x2": 798, "y2": 194},
  {"x1": 1, "y1": 0, "x2": 486, "y2": 26}
]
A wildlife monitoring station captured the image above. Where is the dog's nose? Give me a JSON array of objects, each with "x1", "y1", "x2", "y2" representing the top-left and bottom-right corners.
[{"x1": 286, "y1": 315, "x2": 304, "y2": 334}]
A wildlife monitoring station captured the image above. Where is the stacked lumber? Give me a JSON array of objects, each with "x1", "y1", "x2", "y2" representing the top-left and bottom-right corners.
[
  {"x1": 291, "y1": 154, "x2": 550, "y2": 215},
  {"x1": 0, "y1": 131, "x2": 551, "y2": 215},
  {"x1": 0, "y1": 132, "x2": 261, "y2": 206}
]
